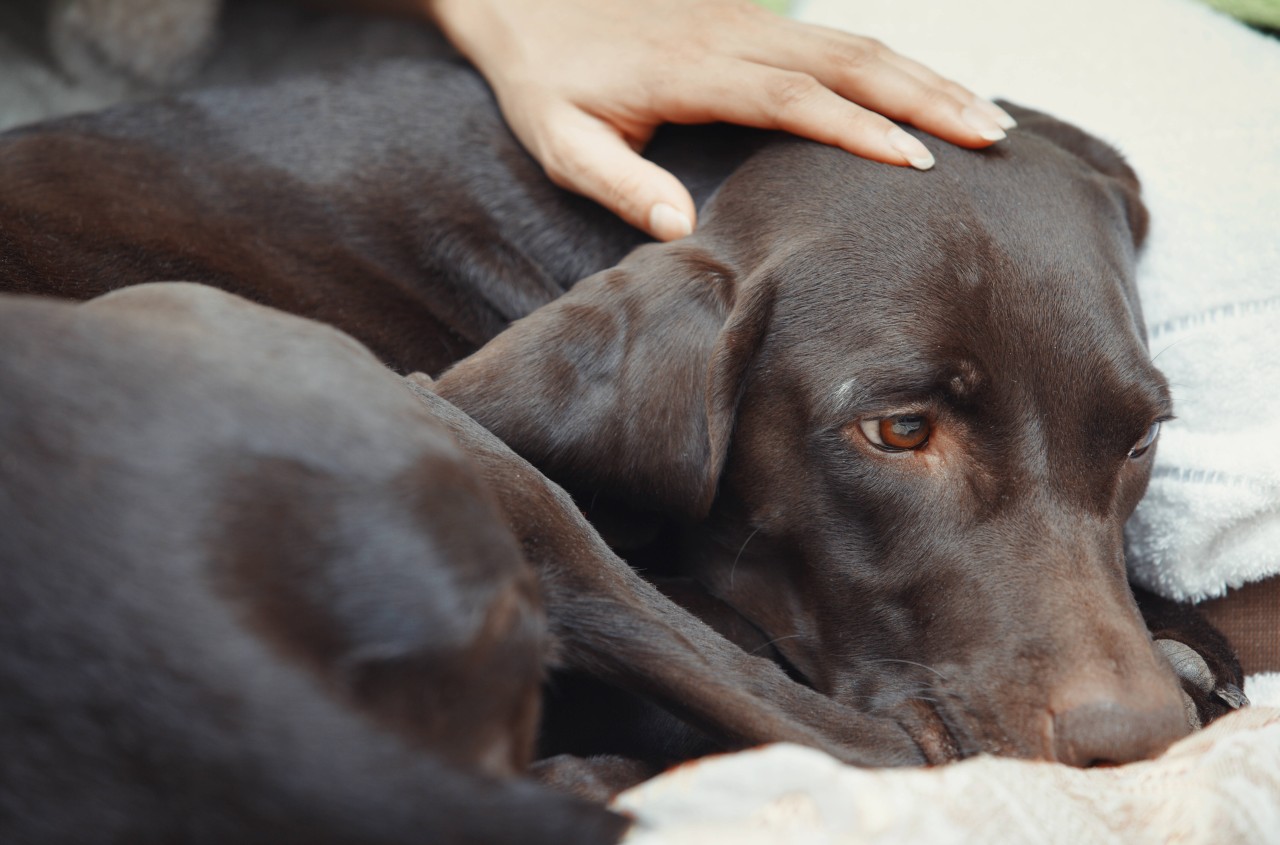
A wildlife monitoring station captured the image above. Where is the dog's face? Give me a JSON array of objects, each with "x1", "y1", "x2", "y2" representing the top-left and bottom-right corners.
[{"x1": 438, "y1": 106, "x2": 1188, "y2": 764}]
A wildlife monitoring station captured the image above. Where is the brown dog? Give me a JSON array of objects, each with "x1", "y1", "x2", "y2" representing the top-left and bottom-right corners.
[
  {"x1": 0, "y1": 28, "x2": 1243, "y2": 782},
  {"x1": 433, "y1": 122, "x2": 1249, "y2": 765},
  {"x1": 2, "y1": 282, "x2": 940, "y2": 843}
]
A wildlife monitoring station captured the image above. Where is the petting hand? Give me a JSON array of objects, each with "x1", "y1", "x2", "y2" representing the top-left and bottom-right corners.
[{"x1": 426, "y1": 0, "x2": 1015, "y2": 241}]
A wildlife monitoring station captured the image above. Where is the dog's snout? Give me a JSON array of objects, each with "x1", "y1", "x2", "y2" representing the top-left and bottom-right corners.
[{"x1": 1050, "y1": 681, "x2": 1189, "y2": 767}]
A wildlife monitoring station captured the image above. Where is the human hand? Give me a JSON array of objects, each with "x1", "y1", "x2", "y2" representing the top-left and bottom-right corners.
[{"x1": 427, "y1": 0, "x2": 1015, "y2": 241}]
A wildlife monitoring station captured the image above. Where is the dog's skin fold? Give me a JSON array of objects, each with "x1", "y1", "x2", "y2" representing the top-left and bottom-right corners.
[{"x1": 0, "y1": 20, "x2": 1246, "y2": 837}]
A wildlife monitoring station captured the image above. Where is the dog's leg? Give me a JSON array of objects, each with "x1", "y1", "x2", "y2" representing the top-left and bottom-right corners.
[
  {"x1": 1133, "y1": 585, "x2": 1248, "y2": 728},
  {"x1": 530, "y1": 755, "x2": 661, "y2": 803},
  {"x1": 405, "y1": 379, "x2": 925, "y2": 768}
]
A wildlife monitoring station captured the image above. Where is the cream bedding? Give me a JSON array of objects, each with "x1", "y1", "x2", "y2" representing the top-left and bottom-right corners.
[{"x1": 618, "y1": 676, "x2": 1280, "y2": 845}]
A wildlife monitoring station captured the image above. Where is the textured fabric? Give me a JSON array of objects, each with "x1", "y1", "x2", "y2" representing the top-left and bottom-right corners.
[
  {"x1": 1201, "y1": 577, "x2": 1280, "y2": 673},
  {"x1": 799, "y1": 0, "x2": 1280, "y2": 604},
  {"x1": 49, "y1": 0, "x2": 222, "y2": 92},
  {"x1": 0, "y1": 1, "x2": 449, "y2": 133},
  {"x1": 618, "y1": 676, "x2": 1280, "y2": 845}
]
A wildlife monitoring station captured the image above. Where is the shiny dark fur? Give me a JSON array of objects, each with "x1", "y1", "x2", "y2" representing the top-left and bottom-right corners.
[
  {"x1": 0, "y1": 12, "x2": 1243, "y2": 827},
  {"x1": 2, "y1": 283, "x2": 927, "y2": 843}
]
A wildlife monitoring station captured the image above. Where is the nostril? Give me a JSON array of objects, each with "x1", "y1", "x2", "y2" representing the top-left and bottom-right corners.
[{"x1": 1052, "y1": 698, "x2": 1189, "y2": 767}]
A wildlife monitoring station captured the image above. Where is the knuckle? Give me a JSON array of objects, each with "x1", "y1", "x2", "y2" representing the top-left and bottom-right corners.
[
  {"x1": 915, "y1": 85, "x2": 958, "y2": 115},
  {"x1": 601, "y1": 169, "x2": 649, "y2": 217},
  {"x1": 766, "y1": 72, "x2": 821, "y2": 119},
  {"x1": 943, "y1": 80, "x2": 976, "y2": 102},
  {"x1": 702, "y1": 0, "x2": 760, "y2": 25},
  {"x1": 860, "y1": 36, "x2": 890, "y2": 58},
  {"x1": 829, "y1": 42, "x2": 881, "y2": 77}
]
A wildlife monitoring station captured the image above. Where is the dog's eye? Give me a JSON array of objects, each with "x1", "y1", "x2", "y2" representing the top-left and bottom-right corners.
[
  {"x1": 859, "y1": 415, "x2": 931, "y2": 451},
  {"x1": 1128, "y1": 421, "x2": 1161, "y2": 459}
]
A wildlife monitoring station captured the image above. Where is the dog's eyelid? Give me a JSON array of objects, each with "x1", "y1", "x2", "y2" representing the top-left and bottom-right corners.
[
  {"x1": 854, "y1": 413, "x2": 933, "y2": 452},
  {"x1": 1127, "y1": 418, "x2": 1164, "y2": 459}
]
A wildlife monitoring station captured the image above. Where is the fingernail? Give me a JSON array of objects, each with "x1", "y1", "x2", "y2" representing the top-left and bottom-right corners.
[
  {"x1": 888, "y1": 128, "x2": 934, "y2": 170},
  {"x1": 961, "y1": 106, "x2": 1007, "y2": 142},
  {"x1": 649, "y1": 202, "x2": 693, "y2": 241},
  {"x1": 975, "y1": 98, "x2": 1018, "y2": 130}
]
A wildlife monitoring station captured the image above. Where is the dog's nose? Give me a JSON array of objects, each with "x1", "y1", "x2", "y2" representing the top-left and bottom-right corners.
[{"x1": 1051, "y1": 682, "x2": 1189, "y2": 767}]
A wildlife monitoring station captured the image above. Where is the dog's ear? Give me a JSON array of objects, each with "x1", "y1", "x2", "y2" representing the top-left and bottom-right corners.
[
  {"x1": 437, "y1": 241, "x2": 773, "y2": 520},
  {"x1": 997, "y1": 100, "x2": 1149, "y2": 248}
]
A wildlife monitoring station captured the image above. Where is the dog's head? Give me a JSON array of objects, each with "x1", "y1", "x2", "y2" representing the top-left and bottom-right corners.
[{"x1": 438, "y1": 105, "x2": 1186, "y2": 765}]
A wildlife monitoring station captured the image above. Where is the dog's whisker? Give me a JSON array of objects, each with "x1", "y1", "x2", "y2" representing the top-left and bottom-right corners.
[
  {"x1": 749, "y1": 633, "x2": 804, "y2": 654},
  {"x1": 862, "y1": 657, "x2": 951, "y2": 682},
  {"x1": 728, "y1": 525, "x2": 762, "y2": 592},
  {"x1": 1149, "y1": 336, "x2": 1188, "y2": 362}
]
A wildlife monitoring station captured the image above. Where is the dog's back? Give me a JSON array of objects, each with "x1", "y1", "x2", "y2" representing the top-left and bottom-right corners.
[
  {"x1": 0, "y1": 285, "x2": 626, "y2": 844},
  {"x1": 0, "y1": 58, "x2": 635, "y2": 372},
  {"x1": 0, "y1": 24, "x2": 769, "y2": 375}
]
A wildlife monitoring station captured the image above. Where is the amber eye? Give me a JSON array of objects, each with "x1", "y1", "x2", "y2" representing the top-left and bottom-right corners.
[
  {"x1": 1128, "y1": 421, "x2": 1162, "y2": 459},
  {"x1": 859, "y1": 414, "x2": 931, "y2": 451}
]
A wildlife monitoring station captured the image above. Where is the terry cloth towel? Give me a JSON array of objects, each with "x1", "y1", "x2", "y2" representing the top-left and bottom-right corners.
[
  {"x1": 616, "y1": 675, "x2": 1280, "y2": 845},
  {"x1": 797, "y1": 0, "x2": 1280, "y2": 603}
]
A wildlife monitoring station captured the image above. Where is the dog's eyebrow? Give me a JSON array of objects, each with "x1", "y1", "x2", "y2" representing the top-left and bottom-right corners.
[
  {"x1": 830, "y1": 377, "x2": 860, "y2": 410},
  {"x1": 1148, "y1": 393, "x2": 1175, "y2": 424},
  {"x1": 1126, "y1": 372, "x2": 1174, "y2": 421},
  {"x1": 822, "y1": 369, "x2": 943, "y2": 419}
]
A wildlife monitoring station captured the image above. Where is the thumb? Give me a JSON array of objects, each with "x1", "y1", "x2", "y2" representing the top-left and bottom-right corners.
[{"x1": 531, "y1": 106, "x2": 697, "y2": 241}]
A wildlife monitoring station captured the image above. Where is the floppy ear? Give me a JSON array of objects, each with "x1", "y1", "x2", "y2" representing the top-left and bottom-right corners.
[
  {"x1": 436, "y1": 240, "x2": 774, "y2": 520},
  {"x1": 997, "y1": 100, "x2": 1149, "y2": 248}
]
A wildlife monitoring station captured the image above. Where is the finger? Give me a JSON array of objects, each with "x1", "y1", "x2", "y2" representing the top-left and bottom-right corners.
[
  {"x1": 754, "y1": 26, "x2": 1009, "y2": 149},
  {"x1": 787, "y1": 23, "x2": 989, "y2": 110},
  {"x1": 657, "y1": 60, "x2": 937, "y2": 170},
  {"x1": 528, "y1": 103, "x2": 697, "y2": 241},
  {"x1": 880, "y1": 50, "x2": 1017, "y2": 130}
]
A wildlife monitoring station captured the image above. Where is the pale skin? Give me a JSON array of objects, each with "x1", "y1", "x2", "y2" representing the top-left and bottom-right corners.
[{"x1": 340, "y1": 0, "x2": 1015, "y2": 241}]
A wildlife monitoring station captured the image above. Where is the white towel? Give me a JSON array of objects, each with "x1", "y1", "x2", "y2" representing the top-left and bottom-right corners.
[{"x1": 796, "y1": 0, "x2": 1280, "y2": 602}]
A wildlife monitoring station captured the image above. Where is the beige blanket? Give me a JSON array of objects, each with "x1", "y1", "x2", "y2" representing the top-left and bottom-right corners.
[{"x1": 617, "y1": 676, "x2": 1280, "y2": 844}]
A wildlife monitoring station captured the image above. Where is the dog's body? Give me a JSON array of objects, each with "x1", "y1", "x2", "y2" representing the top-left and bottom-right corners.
[
  {"x1": 0, "y1": 42, "x2": 730, "y2": 374},
  {"x1": 0, "y1": 18, "x2": 1247, "y2": 839},
  {"x1": 0, "y1": 284, "x2": 622, "y2": 844},
  {"x1": 2, "y1": 282, "x2": 928, "y2": 842}
]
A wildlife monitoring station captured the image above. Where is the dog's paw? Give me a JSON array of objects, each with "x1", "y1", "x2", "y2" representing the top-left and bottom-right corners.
[
  {"x1": 1133, "y1": 585, "x2": 1247, "y2": 730},
  {"x1": 1154, "y1": 638, "x2": 1248, "y2": 729}
]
